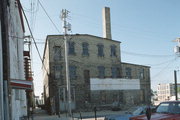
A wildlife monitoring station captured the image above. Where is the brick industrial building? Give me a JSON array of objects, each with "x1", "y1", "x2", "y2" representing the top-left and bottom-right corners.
[{"x1": 42, "y1": 7, "x2": 151, "y2": 114}]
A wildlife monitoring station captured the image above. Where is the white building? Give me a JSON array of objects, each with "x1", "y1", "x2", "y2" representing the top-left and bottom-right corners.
[
  {"x1": 157, "y1": 83, "x2": 180, "y2": 102},
  {"x1": 0, "y1": 0, "x2": 33, "y2": 119}
]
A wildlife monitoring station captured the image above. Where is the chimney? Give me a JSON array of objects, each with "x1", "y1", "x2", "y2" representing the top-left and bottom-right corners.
[{"x1": 102, "y1": 7, "x2": 112, "y2": 39}]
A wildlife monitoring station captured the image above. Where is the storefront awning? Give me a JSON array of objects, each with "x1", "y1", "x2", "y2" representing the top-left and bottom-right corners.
[{"x1": 10, "y1": 79, "x2": 33, "y2": 90}]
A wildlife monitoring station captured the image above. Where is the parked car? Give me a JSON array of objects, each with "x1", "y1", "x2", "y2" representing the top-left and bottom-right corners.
[
  {"x1": 104, "y1": 106, "x2": 155, "y2": 120},
  {"x1": 129, "y1": 101, "x2": 180, "y2": 120}
]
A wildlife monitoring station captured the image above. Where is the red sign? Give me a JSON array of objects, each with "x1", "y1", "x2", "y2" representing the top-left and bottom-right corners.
[{"x1": 10, "y1": 79, "x2": 33, "y2": 90}]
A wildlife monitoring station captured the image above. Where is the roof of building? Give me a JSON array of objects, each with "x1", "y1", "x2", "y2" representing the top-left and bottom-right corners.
[
  {"x1": 121, "y1": 62, "x2": 150, "y2": 68},
  {"x1": 46, "y1": 34, "x2": 121, "y2": 43}
]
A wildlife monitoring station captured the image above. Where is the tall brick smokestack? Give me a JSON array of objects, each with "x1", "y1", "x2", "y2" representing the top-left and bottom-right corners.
[{"x1": 102, "y1": 7, "x2": 112, "y2": 39}]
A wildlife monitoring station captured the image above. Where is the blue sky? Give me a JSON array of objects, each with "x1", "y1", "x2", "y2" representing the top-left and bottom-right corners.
[{"x1": 21, "y1": 0, "x2": 180, "y2": 96}]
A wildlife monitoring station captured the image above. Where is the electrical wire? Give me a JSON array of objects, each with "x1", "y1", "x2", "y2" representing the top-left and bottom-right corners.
[
  {"x1": 145, "y1": 58, "x2": 176, "y2": 66},
  {"x1": 151, "y1": 57, "x2": 178, "y2": 79},
  {"x1": 43, "y1": 35, "x2": 175, "y2": 70},
  {"x1": 121, "y1": 50, "x2": 174, "y2": 58},
  {"x1": 71, "y1": 12, "x2": 176, "y2": 39},
  {"x1": 37, "y1": 0, "x2": 61, "y2": 33},
  {"x1": 9, "y1": 34, "x2": 175, "y2": 64},
  {"x1": 20, "y1": 1, "x2": 177, "y2": 87},
  {"x1": 19, "y1": 1, "x2": 49, "y2": 75}
]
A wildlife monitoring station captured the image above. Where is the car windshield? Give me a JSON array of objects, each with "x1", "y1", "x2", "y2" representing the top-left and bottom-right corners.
[
  {"x1": 132, "y1": 107, "x2": 145, "y2": 116},
  {"x1": 156, "y1": 102, "x2": 180, "y2": 114}
]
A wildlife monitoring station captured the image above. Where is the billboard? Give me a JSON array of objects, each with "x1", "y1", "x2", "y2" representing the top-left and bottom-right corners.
[{"x1": 90, "y1": 78, "x2": 140, "y2": 91}]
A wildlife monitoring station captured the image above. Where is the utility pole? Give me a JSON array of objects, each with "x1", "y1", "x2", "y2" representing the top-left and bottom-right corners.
[
  {"x1": 174, "y1": 70, "x2": 178, "y2": 100},
  {"x1": 0, "y1": 2, "x2": 4, "y2": 120},
  {"x1": 61, "y1": 9, "x2": 72, "y2": 117},
  {"x1": 1, "y1": 0, "x2": 10, "y2": 119},
  {"x1": 173, "y1": 38, "x2": 180, "y2": 101}
]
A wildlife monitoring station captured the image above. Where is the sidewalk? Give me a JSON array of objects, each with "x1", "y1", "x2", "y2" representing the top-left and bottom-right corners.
[
  {"x1": 32, "y1": 108, "x2": 128, "y2": 120},
  {"x1": 33, "y1": 108, "x2": 63, "y2": 120}
]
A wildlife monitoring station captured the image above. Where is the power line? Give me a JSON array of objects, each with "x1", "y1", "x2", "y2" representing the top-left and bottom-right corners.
[
  {"x1": 20, "y1": 2, "x2": 49, "y2": 75},
  {"x1": 45, "y1": 35, "x2": 175, "y2": 70},
  {"x1": 71, "y1": 12, "x2": 176, "y2": 39},
  {"x1": 37, "y1": 0, "x2": 61, "y2": 33},
  {"x1": 10, "y1": 34, "x2": 174, "y2": 60},
  {"x1": 121, "y1": 50, "x2": 174, "y2": 58},
  {"x1": 8, "y1": 35, "x2": 45, "y2": 41},
  {"x1": 21, "y1": 0, "x2": 176, "y2": 83},
  {"x1": 146, "y1": 58, "x2": 176, "y2": 66},
  {"x1": 151, "y1": 57, "x2": 178, "y2": 79}
]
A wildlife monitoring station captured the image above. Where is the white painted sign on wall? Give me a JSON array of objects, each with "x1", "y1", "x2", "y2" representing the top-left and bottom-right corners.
[{"x1": 90, "y1": 78, "x2": 140, "y2": 90}]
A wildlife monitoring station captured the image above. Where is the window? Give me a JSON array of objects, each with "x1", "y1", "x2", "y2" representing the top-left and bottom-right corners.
[
  {"x1": 82, "y1": 42, "x2": 89, "y2": 56},
  {"x1": 125, "y1": 67, "x2": 131, "y2": 78},
  {"x1": 98, "y1": 66, "x2": 105, "y2": 78},
  {"x1": 97, "y1": 44, "x2": 104, "y2": 57},
  {"x1": 54, "y1": 65, "x2": 62, "y2": 79},
  {"x1": 112, "y1": 67, "x2": 120, "y2": 78},
  {"x1": 69, "y1": 65, "x2": 77, "y2": 80},
  {"x1": 53, "y1": 46, "x2": 61, "y2": 61},
  {"x1": 110, "y1": 45, "x2": 117, "y2": 57},
  {"x1": 68, "y1": 41, "x2": 75, "y2": 55},
  {"x1": 139, "y1": 68, "x2": 144, "y2": 79}
]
